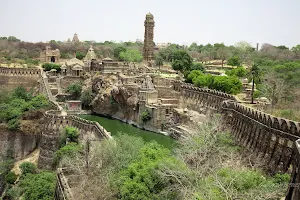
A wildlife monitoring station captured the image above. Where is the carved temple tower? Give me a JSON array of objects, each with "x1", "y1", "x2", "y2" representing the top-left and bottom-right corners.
[{"x1": 143, "y1": 13, "x2": 155, "y2": 62}]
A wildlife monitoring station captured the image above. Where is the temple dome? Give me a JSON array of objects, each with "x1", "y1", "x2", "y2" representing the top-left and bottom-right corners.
[{"x1": 66, "y1": 57, "x2": 84, "y2": 66}]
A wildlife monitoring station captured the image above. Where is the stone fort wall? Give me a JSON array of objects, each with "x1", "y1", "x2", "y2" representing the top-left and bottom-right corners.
[
  {"x1": 172, "y1": 80, "x2": 300, "y2": 200},
  {"x1": 38, "y1": 110, "x2": 111, "y2": 169},
  {"x1": 0, "y1": 67, "x2": 40, "y2": 90}
]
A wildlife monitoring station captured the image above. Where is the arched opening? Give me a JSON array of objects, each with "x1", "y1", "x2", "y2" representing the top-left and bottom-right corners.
[{"x1": 50, "y1": 56, "x2": 55, "y2": 63}]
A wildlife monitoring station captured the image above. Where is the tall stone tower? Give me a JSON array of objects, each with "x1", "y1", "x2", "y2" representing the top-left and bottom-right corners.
[{"x1": 143, "y1": 13, "x2": 155, "y2": 61}]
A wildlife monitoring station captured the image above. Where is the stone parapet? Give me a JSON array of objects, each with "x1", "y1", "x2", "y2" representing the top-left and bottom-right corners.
[{"x1": 0, "y1": 67, "x2": 40, "y2": 76}]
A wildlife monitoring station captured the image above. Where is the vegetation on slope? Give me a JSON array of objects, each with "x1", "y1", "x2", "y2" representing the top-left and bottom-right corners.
[
  {"x1": 0, "y1": 87, "x2": 49, "y2": 130},
  {"x1": 4, "y1": 162, "x2": 56, "y2": 200},
  {"x1": 58, "y1": 117, "x2": 289, "y2": 200}
]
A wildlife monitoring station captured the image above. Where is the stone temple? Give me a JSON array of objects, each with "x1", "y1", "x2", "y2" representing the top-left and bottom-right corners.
[{"x1": 143, "y1": 13, "x2": 155, "y2": 62}]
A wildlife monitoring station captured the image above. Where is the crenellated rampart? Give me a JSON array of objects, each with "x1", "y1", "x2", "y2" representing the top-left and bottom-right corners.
[
  {"x1": 38, "y1": 110, "x2": 111, "y2": 169},
  {"x1": 0, "y1": 67, "x2": 41, "y2": 90},
  {"x1": 172, "y1": 80, "x2": 300, "y2": 200},
  {"x1": 0, "y1": 67, "x2": 41, "y2": 76}
]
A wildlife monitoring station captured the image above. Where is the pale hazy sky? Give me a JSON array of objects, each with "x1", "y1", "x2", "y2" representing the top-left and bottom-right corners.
[{"x1": 1, "y1": 0, "x2": 299, "y2": 47}]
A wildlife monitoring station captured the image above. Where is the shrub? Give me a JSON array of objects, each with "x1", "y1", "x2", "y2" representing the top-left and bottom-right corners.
[
  {"x1": 20, "y1": 162, "x2": 37, "y2": 175},
  {"x1": 227, "y1": 55, "x2": 241, "y2": 66},
  {"x1": 6, "y1": 187, "x2": 22, "y2": 199},
  {"x1": 55, "y1": 142, "x2": 82, "y2": 163},
  {"x1": 225, "y1": 66, "x2": 248, "y2": 77},
  {"x1": 42, "y1": 63, "x2": 61, "y2": 72},
  {"x1": 5, "y1": 171, "x2": 17, "y2": 184},
  {"x1": 65, "y1": 126, "x2": 80, "y2": 143},
  {"x1": 65, "y1": 82, "x2": 82, "y2": 99},
  {"x1": 7, "y1": 118, "x2": 20, "y2": 130},
  {"x1": 141, "y1": 110, "x2": 151, "y2": 122},
  {"x1": 19, "y1": 172, "x2": 56, "y2": 200}
]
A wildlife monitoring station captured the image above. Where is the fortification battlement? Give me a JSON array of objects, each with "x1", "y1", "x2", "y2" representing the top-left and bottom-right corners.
[
  {"x1": 44, "y1": 111, "x2": 112, "y2": 139},
  {"x1": 222, "y1": 100, "x2": 300, "y2": 139},
  {"x1": 173, "y1": 80, "x2": 300, "y2": 137},
  {"x1": 0, "y1": 67, "x2": 41, "y2": 76}
]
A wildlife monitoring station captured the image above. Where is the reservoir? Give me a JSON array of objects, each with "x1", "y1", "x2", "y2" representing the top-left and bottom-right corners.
[{"x1": 80, "y1": 115, "x2": 175, "y2": 149}]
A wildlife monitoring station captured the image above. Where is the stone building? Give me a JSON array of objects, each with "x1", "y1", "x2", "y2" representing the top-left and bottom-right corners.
[
  {"x1": 84, "y1": 46, "x2": 98, "y2": 72},
  {"x1": 72, "y1": 33, "x2": 80, "y2": 44},
  {"x1": 143, "y1": 13, "x2": 155, "y2": 62},
  {"x1": 40, "y1": 46, "x2": 60, "y2": 63},
  {"x1": 61, "y1": 58, "x2": 85, "y2": 77},
  {"x1": 98, "y1": 57, "x2": 122, "y2": 74}
]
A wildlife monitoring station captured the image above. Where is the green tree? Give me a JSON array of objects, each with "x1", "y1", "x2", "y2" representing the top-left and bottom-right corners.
[
  {"x1": 64, "y1": 126, "x2": 80, "y2": 143},
  {"x1": 155, "y1": 54, "x2": 164, "y2": 70},
  {"x1": 76, "y1": 51, "x2": 85, "y2": 60},
  {"x1": 7, "y1": 36, "x2": 20, "y2": 42},
  {"x1": 80, "y1": 90, "x2": 93, "y2": 109},
  {"x1": 20, "y1": 162, "x2": 37, "y2": 175},
  {"x1": 171, "y1": 50, "x2": 193, "y2": 72},
  {"x1": 227, "y1": 55, "x2": 241, "y2": 67},
  {"x1": 19, "y1": 172, "x2": 56, "y2": 200},
  {"x1": 119, "y1": 49, "x2": 143, "y2": 62},
  {"x1": 113, "y1": 46, "x2": 127, "y2": 60},
  {"x1": 225, "y1": 67, "x2": 248, "y2": 78},
  {"x1": 186, "y1": 70, "x2": 204, "y2": 83},
  {"x1": 5, "y1": 171, "x2": 17, "y2": 184},
  {"x1": 42, "y1": 63, "x2": 61, "y2": 72},
  {"x1": 66, "y1": 82, "x2": 82, "y2": 99},
  {"x1": 141, "y1": 110, "x2": 151, "y2": 122},
  {"x1": 116, "y1": 142, "x2": 171, "y2": 200},
  {"x1": 12, "y1": 86, "x2": 30, "y2": 100}
]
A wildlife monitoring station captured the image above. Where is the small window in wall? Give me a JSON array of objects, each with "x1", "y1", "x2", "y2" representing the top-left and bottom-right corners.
[{"x1": 166, "y1": 109, "x2": 169, "y2": 114}]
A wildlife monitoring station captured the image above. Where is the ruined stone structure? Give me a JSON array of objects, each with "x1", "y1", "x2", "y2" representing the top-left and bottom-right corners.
[
  {"x1": 143, "y1": 13, "x2": 155, "y2": 62},
  {"x1": 172, "y1": 80, "x2": 300, "y2": 200},
  {"x1": 38, "y1": 110, "x2": 111, "y2": 169},
  {"x1": 0, "y1": 67, "x2": 40, "y2": 90},
  {"x1": 40, "y1": 46, "x2": 60, "y2": 63}
]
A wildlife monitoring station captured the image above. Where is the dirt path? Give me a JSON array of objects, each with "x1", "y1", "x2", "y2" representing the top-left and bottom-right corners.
[{"x1": 11, "y1": 149, "x2": 40, "y2": 175}]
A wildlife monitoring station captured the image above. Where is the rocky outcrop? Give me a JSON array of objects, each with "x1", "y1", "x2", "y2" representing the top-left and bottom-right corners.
[
  {"x1": 0, "y1": 124, "x2": 40, "y2": 161},
  {"x1": 91, "y1": 74, "x2": 139, "y2": 123}
]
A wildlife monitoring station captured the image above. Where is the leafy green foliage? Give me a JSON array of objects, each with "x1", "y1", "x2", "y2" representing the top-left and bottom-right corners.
[
  {"x1": 80, "y1": 90, "x2": 93, "y2": 109},
  {"x1": 227, "y1": 55, "x2": 241, "y2": 66},
  {"x1": 19, "y1": 172, "x2": 56, "y2": 200},
  {"x1": 65, "y1": 126, "x2": 80, "y2": 143},
  {"x1": 119, "y1": 49, "x2": 143, "y2": 62},
  {"x1": 12, "y1": 86, "x2": 31, "y2": 101},
  {"x1": 65, "y1": 82, "x2": 82, "y2": 99},
  {"x1": 171, "y1": 50, "x2": 193, "y2": 72},
  {"x1": 116, "y1": 142, "x2": 172, "y2": 200},
  {"x1": 155, "y1": 54, "x2": 164, "y2": 67},
  {"x1": 76, "y1": 51, "x2": 86, "y2": 60},
  {"x1": 20, "y1": 162, "x2": 37, "y2": 175},
  {"x1": 5, "y1": 171, "x2": 17, "y2": 184},
  {"x1": 55, "y1": 142, "x2": 82, "y2": 163},
  {"x1": 225, "y1": 66, "x2": 248, "y2": 77},
  {"x1": 42, "y1": 63, "x2": 61, "y2": 72},
  {"x1": 0, "y1": 87, "x2": 49, "y2": 130},
  {"x1": 141, "y1": 110, "x2": 151, "y2": 122},
  {"x1": 5, "y1": 187, "x2": 22, "y2": 200},
  {"x1": 189, "y1": 72, "x2": 242, "y2": 94},
  {"x1": 114, "y1": 46, "x2": 127, "y2": 60}
]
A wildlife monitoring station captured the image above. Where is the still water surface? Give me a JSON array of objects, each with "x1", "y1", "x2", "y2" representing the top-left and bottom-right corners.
[{"x1": 80, "y1": 115, "x2": 175, "y2": 149}]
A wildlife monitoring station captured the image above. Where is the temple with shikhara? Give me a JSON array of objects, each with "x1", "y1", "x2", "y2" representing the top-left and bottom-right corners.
[
  {"x1": 72, "y1": 33, "x2": 80, "y2": 44},
  {"x1": 143, "y1": 13, "x2": 155, "y2": 61}
]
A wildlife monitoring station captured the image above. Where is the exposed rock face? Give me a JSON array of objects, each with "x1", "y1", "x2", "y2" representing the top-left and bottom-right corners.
[
  {"x1": 0, "y1": 124, "x2": 40, "y2": 161},
  {"x1": 91, "y1": 74, "x2": 139, "y2": 123}
]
